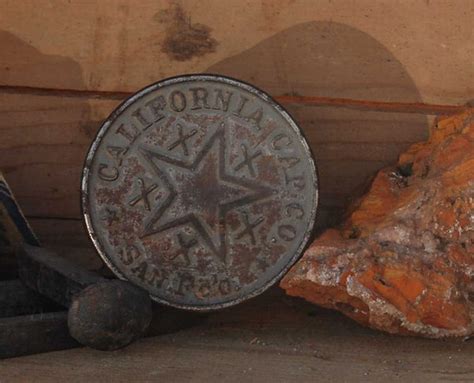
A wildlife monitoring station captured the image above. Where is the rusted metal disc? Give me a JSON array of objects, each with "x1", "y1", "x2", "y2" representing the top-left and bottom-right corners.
[{"x1": 82, "y1": 74, "x2": 318, "y2": 310}]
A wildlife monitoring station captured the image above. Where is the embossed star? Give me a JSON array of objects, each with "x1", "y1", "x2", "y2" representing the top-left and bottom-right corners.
[{"x1": 138, "y1": 121, "x2": 272, "y2": 264}]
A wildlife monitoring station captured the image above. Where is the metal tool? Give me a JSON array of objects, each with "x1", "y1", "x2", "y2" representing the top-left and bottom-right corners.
[
  {"x1": 0, "y1": 279, "x2": 77, "y2": 359},
  {"x1": 18, "y1": 244, "x2": 152, "y2": 351}
]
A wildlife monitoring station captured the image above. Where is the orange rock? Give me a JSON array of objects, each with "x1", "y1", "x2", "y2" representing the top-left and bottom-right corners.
[{"x1": 281, "y1": 109, "x2": 474, "y2": 338}]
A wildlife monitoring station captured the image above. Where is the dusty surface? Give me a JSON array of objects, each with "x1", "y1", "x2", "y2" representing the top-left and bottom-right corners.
[
  {"x1": 1, "y1": 1, "x2": 473, "y2": 104},
  {"x1": 1, "y1": 288, "x2": 473, "y2": 383},
  {"x1": 1, "y1": 0, "x2": 472, "y2": 252},
  {"x1": 281, "y1": 109, "x2": 474, "y2": 338}
]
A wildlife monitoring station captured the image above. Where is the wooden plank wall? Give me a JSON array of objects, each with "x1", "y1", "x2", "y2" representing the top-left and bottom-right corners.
[{"x1": 0, "y1": 0, "x2": 472, "y2": 246}]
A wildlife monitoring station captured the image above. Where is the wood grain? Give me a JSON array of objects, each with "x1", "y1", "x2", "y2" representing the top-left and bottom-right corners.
[
  {"x1": 0, "y1": 85, "x2": 466, "y2": 115},
  {"x1": 0, "y1": 0, "x2": 471, "y2": 248},
  {"x1": 1, "y1": 91, "x2": 428, "y2": 226},
  {"x1": 1, "y1": 288, "x2": 472, "y2": 382},
  {"x1": 0, "y1": 0, "x2": 472, "y2": 105},
  {"x1": 0, "y1": 3, "x2": 471, "y2": 375}
]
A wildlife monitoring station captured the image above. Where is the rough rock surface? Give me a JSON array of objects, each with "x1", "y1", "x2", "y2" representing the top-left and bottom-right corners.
[{"x1": 281, "y1": 109, "x2": 474, "y2": 338}]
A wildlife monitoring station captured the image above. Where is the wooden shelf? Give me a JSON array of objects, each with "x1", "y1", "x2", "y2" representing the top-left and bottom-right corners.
[{"x1": 1, "y1": 287, "x2": 472, "y2": 382}]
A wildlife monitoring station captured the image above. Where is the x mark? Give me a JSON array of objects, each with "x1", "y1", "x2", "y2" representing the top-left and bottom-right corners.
[
  {"x1": 129, "y1": 178, "x2": 158, "y2": 211},
  {"x1": 236, "y1": 211, "x2": 264, "y2": 245},
  {"x1": 234, "y1": 143, "x2": 262, "y2": 177},
  {"x1": 168, "y1": 124, "x2": 198, "y2": 156}
]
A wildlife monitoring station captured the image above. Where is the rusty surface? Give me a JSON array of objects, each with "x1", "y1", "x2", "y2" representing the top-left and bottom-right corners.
[
  {"x1": 18, "y1": 245, "x2": 153, "y2": 350},
  {"x1": 68, "y1": 280, "x2": 152, "y2": 351},
  {"x1": 18, "y1": 244, "x2": 103, "y2": 307},
  {"x1": 82, "y1": 74, "x2": 318, "y2": 310}
]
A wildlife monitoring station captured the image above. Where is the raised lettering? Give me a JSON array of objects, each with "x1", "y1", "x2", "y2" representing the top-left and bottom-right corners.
[
  {"x1": 106, "y1": 145, "x2": 127, "y2": 166},
  {"x1": 132, "y1": 107, "x2": 151, "y2": 128},
  {"x1": 116, "y1": 123, "x2": 140, "y2": 143},
  {"x1": 176, "y1": 275, "x2": 194, "y2": 296},
  {"x1": 169, "y1": 90, "x2": 186, "y2": 112},
  {"x1": 219, "y1": 279, "x2": 231, "y2": 295},
  {"x1": 286, "y1": 203, "x2": 304, "y2": 219},
  {"x1": 197, "y1": 281, "x2": 211, "y2": 298},
  {"x1": 278, "y1": 225, "x2": 297, "y2": 241},
  {"x1": 120, "y1": 244, "x2": 140, "y2": 265},
  {"x1": 272, "y1": 134, "x2": 292, "y2": 150},
  {"x1": 233, "y1": 95, "x2": 249, "y2": 117},
  {"x1": 145, "y1": 267, "x2": 164, "y2": 288},
  {"x1": 98, "y1": 163, "x2": 119, "y2": 181},
  {"x1": 131, "y1": 261, "x2": 148, "y2": 280},
  {"x1": 283, "y1": 169, "x2": 306, "y2": 191},
  {"x1": 145, "y1": 95, "x2": 167, "y2": 122},
  {"x1": 189, "y1": 87, "x2": 210, "y2": 110},
  {"x1": 246, "y1": 107, "x2": 264, "y2": 131},
  {"x1": 212, "y1": 89, "x2": 233, "y2": 111},
  {"x1": 278, "y1": 156, "x2": 300, "y2": 168}
]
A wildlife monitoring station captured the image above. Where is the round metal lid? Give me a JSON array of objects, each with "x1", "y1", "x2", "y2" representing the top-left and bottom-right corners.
[{"x1": 82, "y1": 74, "x2": 318, "y2": 310}]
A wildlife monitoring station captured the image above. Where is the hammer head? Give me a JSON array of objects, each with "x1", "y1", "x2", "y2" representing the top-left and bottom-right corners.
[{"x1": 67, "y1": 280, "x2": 152, "y2": 351}]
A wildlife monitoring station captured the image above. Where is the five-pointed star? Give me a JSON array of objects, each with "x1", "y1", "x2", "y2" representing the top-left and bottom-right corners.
[{"x1": 138, "y1": 121, "x2": 273, "y2": 264}]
